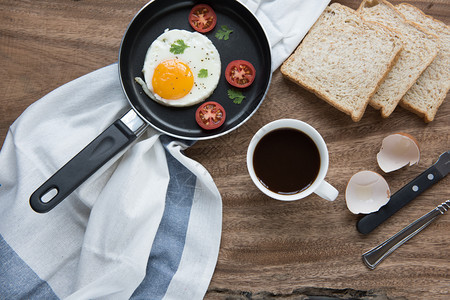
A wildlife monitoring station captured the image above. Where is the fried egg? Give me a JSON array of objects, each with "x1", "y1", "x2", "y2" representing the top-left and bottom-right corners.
[{"x1": 135, "y1": 29, "x2": 221, "y2": 107}]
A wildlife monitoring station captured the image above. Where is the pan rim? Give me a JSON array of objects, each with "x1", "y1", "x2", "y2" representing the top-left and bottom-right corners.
[{"x1": 118, "y1": 0, "x2": 272, "y2": 141}]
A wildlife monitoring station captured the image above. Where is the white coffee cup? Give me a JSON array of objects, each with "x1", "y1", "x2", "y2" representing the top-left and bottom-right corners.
[{"x1": 246, "y1": 119, "x2": 338, "y2": 201}]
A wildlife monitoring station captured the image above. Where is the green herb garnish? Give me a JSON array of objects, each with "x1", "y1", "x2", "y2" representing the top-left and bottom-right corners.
[
  {"x1": 228, "y1": 89, "x2": 245, "y2": 104},
  {"x1": 215, "y1": 25, "x2": 233, "y2": 40},
  {"x1": 198, "y1": 69, "x2": 208, "y2": 78},
  {"x1": 170, "y1": 39, "x2": 189, "y2": 54}
]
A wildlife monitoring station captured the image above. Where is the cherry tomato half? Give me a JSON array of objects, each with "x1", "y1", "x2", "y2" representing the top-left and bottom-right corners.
[
  {"x1": 189, "y1": 4, "x2": 217, "y2": 33},
  {"x1": 195, "y1": 101, "x2": 226, "y2": 130},
  {"x1": 225, "y1": 60, "x2": 256, "y2": 88}
]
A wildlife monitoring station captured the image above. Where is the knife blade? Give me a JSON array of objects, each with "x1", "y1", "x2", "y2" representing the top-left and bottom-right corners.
[
  {"x1": 362, "y1": 200, "x2": 450, "y2": 269},
  {"x1": 357, "y1": 151, "x2": 449, "y2": 234}
]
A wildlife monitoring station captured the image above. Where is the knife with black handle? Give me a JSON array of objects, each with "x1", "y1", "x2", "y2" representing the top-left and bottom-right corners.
[{"x1": 357, "y1": 151, "x2": 450, "y2": 234}]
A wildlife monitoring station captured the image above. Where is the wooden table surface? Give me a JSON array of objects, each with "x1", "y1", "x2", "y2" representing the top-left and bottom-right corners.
[{"x1": 1, "y1": 0, "x2": 449, "y2": 299}]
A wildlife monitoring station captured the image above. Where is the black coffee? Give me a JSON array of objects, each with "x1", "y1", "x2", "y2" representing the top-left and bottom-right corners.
[{"x1": 253, "y1": 128, "x2": 320, "y2": 195}]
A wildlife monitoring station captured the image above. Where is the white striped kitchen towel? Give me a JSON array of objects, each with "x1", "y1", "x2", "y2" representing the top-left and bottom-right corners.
[{"x1": 0, "y1": 63, "x2": 222, "y2": 299}]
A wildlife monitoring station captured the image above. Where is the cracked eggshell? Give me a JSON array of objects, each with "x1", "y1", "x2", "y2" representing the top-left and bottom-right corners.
[
  {"x1": 377, "y1": 133, "x2": 420, "y2": 173},
  {"x1": 345, "y1": 171, "x2": 390, "y2": 214}
]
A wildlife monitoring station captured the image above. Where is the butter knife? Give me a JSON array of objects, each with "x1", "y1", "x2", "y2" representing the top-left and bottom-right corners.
[
  {"x1": 357, "y1": 151, "x2": 450, "y2": 234},
  {"x1": 362, "y1": 200, "x2": 450, "y2": 270}
]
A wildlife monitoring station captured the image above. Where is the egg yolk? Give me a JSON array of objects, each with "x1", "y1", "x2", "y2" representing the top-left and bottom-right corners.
[{"x1": 152, "y1": 59, "x2": 194, "y2": 100}]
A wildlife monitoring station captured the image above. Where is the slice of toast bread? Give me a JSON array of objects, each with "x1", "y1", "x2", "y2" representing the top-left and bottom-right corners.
[
  {"x1": 281, "y1": 3, "x2": 402, "y2": 122},
  {"x1": 396, "y1": 3, "x2": 450, "y2": 122},
  {"x1": 357, "y1": 0, "x2": 439, "y2": 118}
]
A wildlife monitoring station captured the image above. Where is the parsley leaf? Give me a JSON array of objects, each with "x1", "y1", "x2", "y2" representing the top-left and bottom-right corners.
[
  {"x1": 198, "y1": 69, "x2": 208, "y2": 78},
  {"x1": 215, "y1": 25, "x2": 233, "y2": 40},
  {"x1": 227, "y1": 89, "x2": 245, "y2": 104},
  {"x1": 170, "y1": 39, "x2": 189, "y2": 54}
]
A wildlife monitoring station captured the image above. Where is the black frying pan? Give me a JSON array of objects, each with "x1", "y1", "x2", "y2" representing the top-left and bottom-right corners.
[{"x1": 30, "y1": 0, "x2": 272, "y2": 213}]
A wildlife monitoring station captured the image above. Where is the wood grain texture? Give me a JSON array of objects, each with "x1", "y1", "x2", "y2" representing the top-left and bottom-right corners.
[{"x1": 1, "y1": 0, "x2": 449, "y2": 299}]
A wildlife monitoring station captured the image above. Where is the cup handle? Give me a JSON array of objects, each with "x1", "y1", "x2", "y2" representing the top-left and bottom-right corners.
[{"x1": 314, "y1": 180, "x2": 338, "y2": 201}]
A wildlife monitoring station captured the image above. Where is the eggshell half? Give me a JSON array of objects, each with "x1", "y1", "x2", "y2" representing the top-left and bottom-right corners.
[
  {"x1": 377, "y1": 133, "x2": 420, "y2": 173},
  {"x1": 345, "y1": 171, "x2": 390, "y2": 214}
]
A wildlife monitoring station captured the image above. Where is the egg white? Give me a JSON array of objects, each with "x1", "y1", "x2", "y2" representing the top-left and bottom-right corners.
[{"x1": 135, "y1": 29, "x2": 221, "y2": 107}]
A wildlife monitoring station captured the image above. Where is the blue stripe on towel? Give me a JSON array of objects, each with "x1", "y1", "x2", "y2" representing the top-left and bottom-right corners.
[
  {"x1": 0, "y1": 234, "x2": 59, "y2": 299},
  {"x1": 131, "y1": 136, "x2": 197, "y2": 299}
]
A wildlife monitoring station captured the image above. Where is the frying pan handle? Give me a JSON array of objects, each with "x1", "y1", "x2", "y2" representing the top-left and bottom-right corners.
[{"x1": 30, "y1": 110, "x2": 147, "y2": 213}]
